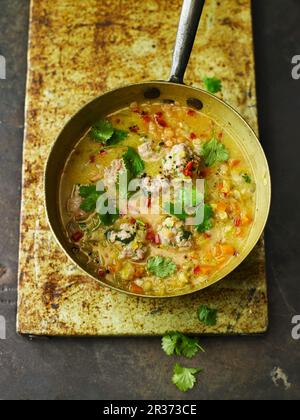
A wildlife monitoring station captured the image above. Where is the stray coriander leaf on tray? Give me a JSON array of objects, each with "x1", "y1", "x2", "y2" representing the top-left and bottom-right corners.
[
  {"x1": 203, "y1": 76, "x2": 222, "y2": 94},
  {"x1": 147, "y1": 256, "x2": 177, "y2": 279},
  {"x1": 161, "y1": 332, "x2": 204, "y2": 358},
  {"x1": 200, "y1": 137, "x2": 229, "y2": 167},
  {"x1": 172, "y1": 363, "x2": 203, "y2": 392},
  {"x1": 123, "y1": 147, "x2": 145, "y2": 179},
  {"x1": 198, "y1": 305, "x2": 218, "y2": 326}
]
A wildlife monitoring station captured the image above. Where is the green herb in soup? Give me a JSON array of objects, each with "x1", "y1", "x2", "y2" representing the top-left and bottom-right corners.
[{"x1": 60, "y1": 102, "x2": 255, "y2": 296}]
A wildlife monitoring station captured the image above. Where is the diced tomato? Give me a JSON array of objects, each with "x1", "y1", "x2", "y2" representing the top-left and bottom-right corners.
[
  {"x1": 190, "y1": 132, "x2": 197, "y2": 140},
  {"x1": 130, "y1": 283, "x2": 144, "y2": 294},
  {"x1": 184, "y1": 161, "x2": 194, "y2": 177},
  {"x1": 71, "y1": 231, "x2": 84, "y2": 242},
  {"x1": 187, "y1": 109, "x2": 196, "y2": 116},
  {"x1": 146, "y1": 230, "x2": 156, "y2": 243}
]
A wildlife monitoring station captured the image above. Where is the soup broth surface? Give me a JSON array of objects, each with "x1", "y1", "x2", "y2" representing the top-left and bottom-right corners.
[{"x1": 60, "y1": 102, "x2": 255, "y2": 296}]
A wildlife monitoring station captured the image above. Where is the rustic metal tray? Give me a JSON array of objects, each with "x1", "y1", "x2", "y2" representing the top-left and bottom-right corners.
[{"x1": 17, "y1": 0, "x2": 268, "y2": 336}]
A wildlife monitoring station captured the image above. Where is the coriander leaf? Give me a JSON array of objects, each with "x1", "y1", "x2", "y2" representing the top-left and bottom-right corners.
[
  {"x1": 196, "y1": 204, "x2": 214, "y2": 233},
  {"x1": 106, "y1": 129, "x2": 128, "y2": 146},
  {"x1": 90, "y1": 119, "x2": 114, "y2": 142},
  {"x1": 172, "y1": 363, "x2": 203, "y2": 393},
  {"x1": 79, "y1": 185, "x2": 102, "y2": 213},
  {"x1": 161, "y1": 332, "x2": 204, "y2": 358},
  {"x1": 203, "y1": 76, "x2": 222, "y2": 94},
  {"x1": 200, "y1": 137, "x2": 229, "y2": 167},
  {"x1": 97, "y1": 198, "x2": 119, "y2": 226},
  {"x1": 242, "y1": 173, "x2": 252, "y2": 184},
  {"x1": 79, "y1": 184, "x2": 98, "y2": 198},
  {"x1": 180, "y1": 336, "x2": 204, "y2": 358},
  {"x1": 147, "y1": 256, "x2": 176, "y2": 279},
  {"x1": 123, "y1": 147, "x2": 145, "y2": 179},
  {"x1": 162, "y1": 333, "x2": 180, "y2": 356},
  {"x1": 198, "y1": 305, "x2": 218, "y2": 326},
  {"x1": 164, "y1": 202, "x2": 188, "y2": 221}
]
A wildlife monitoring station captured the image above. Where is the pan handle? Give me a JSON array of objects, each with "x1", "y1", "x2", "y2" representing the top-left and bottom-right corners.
[{"x1": 169, "y1": 0, "x2": 205, "y2": 84}]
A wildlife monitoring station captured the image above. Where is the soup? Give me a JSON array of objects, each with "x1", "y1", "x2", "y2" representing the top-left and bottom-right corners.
[{"x1": 60, "y1": 102, "x2": 255, "y2": 296}]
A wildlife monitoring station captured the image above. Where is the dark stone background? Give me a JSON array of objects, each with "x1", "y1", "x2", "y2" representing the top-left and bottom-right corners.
[{"x1": 0, "y1": 0, "x2": 299, "y2": 400}]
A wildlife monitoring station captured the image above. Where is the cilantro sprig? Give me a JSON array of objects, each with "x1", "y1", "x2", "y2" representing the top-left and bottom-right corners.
[
  {"x1": 162, "y1": 332, "x2": 204, "y2": 358},
  {"x1": 147, "y1": 256, "x2": 176, "y2": 279},
  {"x1": 79, "y1": 185, "x2": 102, "y2": 213},
  {"x1": 200, "y1": 137, "x2": 229, "y2": 167},
  {"x1": 198, "y1": 305, "x2": 218, "y2": 326},
  {"x1": 123, "y1": 147, "x2": 145, "y2": 180},
  {"x1": 172, "y1": 363, "x2": 203, "y2": 393},
  {"x1": 79, "y1": 184, "x2": 118, "y2": 226},
  {"x1": 203, "y1": 76, "x2": 222, "y2": 94},
  {"x1": 196, "y1": 204, "x2": 214, "y2": 233},
  {"x1": 90, "y1": 119, "x2": 128, "y2": 146}
]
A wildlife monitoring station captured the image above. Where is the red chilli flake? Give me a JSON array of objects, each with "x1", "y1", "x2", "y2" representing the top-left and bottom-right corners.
[
  {"x1": 129, "y1": 125, "x2": 140, "y2": 133},
  {"x1": 194, "y1": 266, "x2": 201, "y2": 275},
  {"x1": 190, "y1": 132, "x2": 197, "y2": 140},
  {"x1": 234, "y1": 218, "x2": 242, "y2": 227},
  {"x1": 97, "y1": 268, "x2": 107, "y2": 279},
  {"x1": 155, "y1": 112, "x2": 168, "y2": 128},
  {"x1": 99, "y1": 149, "x2": 107, "y2": 156},
  {"x1": 184, "y1": 161, "x2": 194, "y2": 177},
  {"x1": 89, "y1": 155, "x2": 96, "y2": 163},
  {"x1": 72, "y1": 231, "x2": 84, "y2": 242},
  {"x1": 187, "y1": 109, "x2": 196, "y2": 116}
]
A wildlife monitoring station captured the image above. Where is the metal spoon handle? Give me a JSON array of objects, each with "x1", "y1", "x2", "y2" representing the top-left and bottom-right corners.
[{"x1": 169, "y1": 0, "x2": 205, "y2": 84}]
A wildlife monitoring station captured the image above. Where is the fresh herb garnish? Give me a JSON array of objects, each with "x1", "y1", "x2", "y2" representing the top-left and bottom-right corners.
[
  {"x1": 162, "y1": 332, "x2": 205, "y2": 358},
  {"x1": 164, "y1": 202, "x2": 189, "y2": 221},
  {"x1": 198, "y1": 305, "x2": 218, "y2": 326},
  {"x1": 203, "y1": 76, "x2": 222, "y2": 94},
  {"x1": 123, "y1": 147, "x2": 145, "y2": 180},
  {"x1": 79, "y1": 185, "x2": 102, "y2": 213},
  {"x1": 97, "y1": 198, "x2": 119, "y2": 226},
  {"x1": 90, "y1": 119, "x2": 128, "y2": 145},
  {"x1": 242, "y1": 173, "x2": 252, "y2": 184},
  {"x1": 172, "y1": 363, "x2": 203, "y2": 392},
  {"x1": 200, "y1": 137, "x2": 229, "y2": 167},
  {"x1": 147, "y1": 256, "x2": 176, "y2": 279},
  {"x1": 196, "y1": 204, "x2": 214, "y2": 233},
  {"x1": 106, "y1": 129, "x2": 128, "y2": 146}
]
